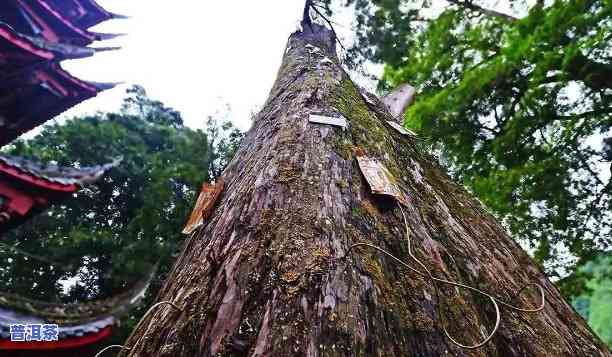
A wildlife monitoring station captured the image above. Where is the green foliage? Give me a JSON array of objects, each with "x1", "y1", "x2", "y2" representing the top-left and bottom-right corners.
[
  {"x1": 0, "y1": 86, "x2": 243, "y2": 342},
  {"x1": 206, "y1": 115, "x2": 244, "y2": 179},
  {"x1": 572, "y1": 255, "x2": 612, "y2": 345},
  {"x1": 345, "y1": 0, "x2": 612, "y2": 295}
]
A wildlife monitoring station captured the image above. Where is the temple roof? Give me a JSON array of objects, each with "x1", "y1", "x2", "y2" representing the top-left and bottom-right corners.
[
  {"x1": 0, "y1": 155, "x2": 121, "y2": 233},
  {"x1": 0, "y1": 22, "x2": 115, "y2": 76},
  {"x1": 0, "y1": 22, "x2": 54, "y2": 77},
  {"x1": 46, "y1": 0, "x2": 128, "y2": 29},
  {"x1": 0, "y1": 0, "x2": 124, "y2": 146},
  {"x1": 0, "y1": 155, "x2": 121, "y2": 191},
  {"x1": 0, "y1": 1, "x2": 123, "y2": 47},
  {"x1": 0, "y1": 0, "x2": 129, "y2": 349},
  {"x1": 0, "y1": 1, "x2": 92, "y2": 46},
  {"x1": 0, "y1": 63, "x2": 117, "y2": 146},
  {"x1": 23, "y1": 33, "x2": 119, "y2": 59},
  {"x1": 0, "y1": 264, "x2": 156, "y2": 350}
]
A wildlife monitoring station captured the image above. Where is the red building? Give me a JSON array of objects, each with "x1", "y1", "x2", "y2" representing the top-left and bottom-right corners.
[
  {"x1": 0, "y1": 0, "x2": 122, "y2": 147},
  {"x1": 0, "y1": 0, "x2": 124, "y2": 234},
  {"x1": 0, "y1": 155, "x2": 121, "y2": 233},
  {"x1": 0, "y1": 1, "x2": 142, "y2": 353}
]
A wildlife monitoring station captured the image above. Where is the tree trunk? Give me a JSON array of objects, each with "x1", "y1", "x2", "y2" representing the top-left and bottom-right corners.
[{"x1": 121, "y1": 20, "x2": 610, "y2": 357}]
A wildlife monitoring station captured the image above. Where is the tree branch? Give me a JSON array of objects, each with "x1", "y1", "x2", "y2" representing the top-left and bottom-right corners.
[
  {"x1": 553, "y1": 107, "x2": 612, "y2": 121},
  {"x1": 446, "y1": 0, "x2": 518, "y2": 22},
  {"x1": 311, "y1": 3, "x2": 346, "y2": 51},
  {"x1": 575, "y1": 149, "x2": 605, "y2": 187},
  {"x1": 303, "y1": 0, "x2": 314, "y2": 28}
]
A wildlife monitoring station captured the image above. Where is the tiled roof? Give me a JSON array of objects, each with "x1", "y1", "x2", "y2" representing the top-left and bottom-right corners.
[
  {"x1": 0, "y1": 263, "x2": 156, "y2": 343},
  {"x1": 0, "y1": 155, "x2": 122, "y2": 188}
]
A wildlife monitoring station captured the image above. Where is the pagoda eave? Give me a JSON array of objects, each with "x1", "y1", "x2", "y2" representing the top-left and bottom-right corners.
[
  {"x1": 0, "y1": 264, "x2": 156, "y2": 350},
  {"x1": 45, "y1": 0, "x2": 128, "y2": 29},
  {"x1": 19, "y1": 0, "x2": 97, "y2": 46},
  {"x1": 0, "y1": 326, "x2": 112, "y2": 350},
  {"x1": 0, "y1": 23, "x2": 55, "y2": 73},
  {"x1": 0, "y1": 63, "x2": 111, "y2": 147},
  {"x1": 0, "y1": 155, "x2": 120, "y2": 232}
]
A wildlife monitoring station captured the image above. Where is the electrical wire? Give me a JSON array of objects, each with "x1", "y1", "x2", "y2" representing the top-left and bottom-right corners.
[{"x1": 344, "y1": 204, "x2": 545, "y2": 349}]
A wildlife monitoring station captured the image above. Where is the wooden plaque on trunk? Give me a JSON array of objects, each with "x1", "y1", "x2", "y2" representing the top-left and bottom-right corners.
[
  {"x1": 355, "y1": 153, "x2": 408, "y2": 206},
  {"x1": 182, "y1": 179, "x2": 224, "y2": 235}
]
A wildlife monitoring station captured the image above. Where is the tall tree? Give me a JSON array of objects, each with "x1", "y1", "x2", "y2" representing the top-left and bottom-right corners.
[
  {"x1": 345, "y1": 0, "x2": 612, "y2": 293},
  {"x1": 120, "y1": 6, "x2": 609, "y2": 356}
]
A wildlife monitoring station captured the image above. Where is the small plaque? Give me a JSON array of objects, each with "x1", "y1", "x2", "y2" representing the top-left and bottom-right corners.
[
  {"x1": 309, "y1": 114, "x2": 348, "y2": 131},
  {"x1": 320, "y1": 57, "x2": 334, "y2": 65},
  {"x1": 356, "y1": 154, "x2": 408, "y2": 206},
  {"x1": 182, "y1": 179, "x2": 224, "y2": 235},
  {"x1": 386, "y1": 121, "x2": 417, "y2": 137}
]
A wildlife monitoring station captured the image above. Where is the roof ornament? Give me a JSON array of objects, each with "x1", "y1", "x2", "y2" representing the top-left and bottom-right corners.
[{"x1": 91, "y1": 32, "x2": 127, "y2": 41}]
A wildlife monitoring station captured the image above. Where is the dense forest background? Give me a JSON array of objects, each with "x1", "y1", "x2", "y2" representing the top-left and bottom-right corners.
[{"x1": 0, "y1": 0, "x2": 610, "y2": 347}]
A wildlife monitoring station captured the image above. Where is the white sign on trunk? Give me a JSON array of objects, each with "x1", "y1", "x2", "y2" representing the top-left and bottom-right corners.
[
  {"x1": 386, "y1": 121, "x2": 417, "y2": 137},
  {"x1": 309, "y1": 114, "x2": 348, "y2": 131}
]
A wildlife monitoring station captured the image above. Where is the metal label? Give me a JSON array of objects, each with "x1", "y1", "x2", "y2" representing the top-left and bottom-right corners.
[{"x1": 309, "y1": 114, "x2": 348, "y2": 131}]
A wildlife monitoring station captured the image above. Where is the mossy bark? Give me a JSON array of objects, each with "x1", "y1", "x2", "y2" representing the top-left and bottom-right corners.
[{"x1": 122, "y1": 23, "x2": 610, "y2": 357}]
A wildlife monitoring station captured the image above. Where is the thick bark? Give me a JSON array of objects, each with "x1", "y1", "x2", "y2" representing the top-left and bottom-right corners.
[{"x1": 121, "y1": 23, "x2": 610, "y2": 357}]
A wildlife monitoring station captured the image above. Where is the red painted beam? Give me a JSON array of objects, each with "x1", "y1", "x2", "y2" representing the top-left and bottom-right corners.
[
  {"x1": 0, "y1": 161, "x2": 78, "y2": 193},
  {"x1": 0, "y1": 181, "x2": 36, "y2": 216},
  {"x1": 0, "y1": 23, "x2": 55, "y2": 61}
]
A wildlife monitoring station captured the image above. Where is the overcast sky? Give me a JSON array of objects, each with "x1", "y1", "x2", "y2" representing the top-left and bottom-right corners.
[{"x1": 61, "y1": 0, "x2": 356, "y2": 131}]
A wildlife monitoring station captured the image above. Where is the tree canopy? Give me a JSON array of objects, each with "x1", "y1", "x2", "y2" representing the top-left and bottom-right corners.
[
  {"x1": 341, "y1": 0, "x2": 611, "y2": 296},
  {"x1": 0, "y1": 86, "x2": 242, "y2": 342}
]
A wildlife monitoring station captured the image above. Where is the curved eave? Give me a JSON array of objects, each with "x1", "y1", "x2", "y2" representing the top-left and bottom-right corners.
[
  {"x1": 90, "y1": 32, "x2": 126, "y2": 41},
  {"x1": 44, "y1": 0, "x2": 91, "y2": 27},
  {"x1": 23, "y1": 34, "x2": 106, "y2": 60},
  {"x1": 0, "y1": 159, "x2": 77, "y2": 193},
  {"x1": 79, "y1": 0, "x2": 115, "y2": 25},
  {"x1": 0, "y1": 64, "x2": 108, "y2": 147},
  {"x1": 0, "y1": 23, "x2": 55, "y2": 63},
  {"x1": 0, "y1": 265, "x2": 154, "y2": 351},
  {"x1": 0, "y1": 155, "x2": 121, "y2": 193},
  {"x1": 46, "y1": 0, "x2": 127, "y2": 29},
  {"x1": 0, "y1": 263, "x2": 156, "y2": 325},
  {"x1": 50, "y1": 63, "x2": 101, "y2": 93},
  {"x1": 0, "y1": 322, "x2": 113, "y2": 350},
  {"x1": 26, "y1": 0, "x2": 97, "y2": 45}
]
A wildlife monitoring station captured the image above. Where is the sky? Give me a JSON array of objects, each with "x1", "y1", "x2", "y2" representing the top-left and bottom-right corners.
[
  {"x1": 61, "y1": 0, "x2": 321, "y2": 131},
  {"x1": 56, "y1": 0, "x2": 610, "y2": 192}
]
